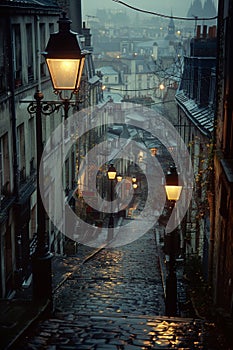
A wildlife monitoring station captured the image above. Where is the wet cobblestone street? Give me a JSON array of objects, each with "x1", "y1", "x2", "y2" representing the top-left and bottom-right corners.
[
  {"x1": 54, "y1": 232, "x2": 165, "y2": 317},
  {"x1": 16, "y1": 228, "x2": 228, "y2": 349}
]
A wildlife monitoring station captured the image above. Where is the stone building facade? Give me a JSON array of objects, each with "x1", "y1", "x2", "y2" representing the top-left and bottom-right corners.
[
  {"x1": 0, "y1": 0, "x2": 61, "y2": 298},
  {"x1": 175, "y1": 24, "x2": 217, "y2": 274},
  {"x1": 0, "y1": 0, "x2": 103, "y2": 298},
  {"x1": 212, "y1": 0, "x2": 233, "y2": 317}
]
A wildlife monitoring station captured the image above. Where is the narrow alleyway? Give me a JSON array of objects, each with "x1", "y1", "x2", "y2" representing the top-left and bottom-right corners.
[{"x1": 15, "y1": 228, "x2": 228, "y2": 350}]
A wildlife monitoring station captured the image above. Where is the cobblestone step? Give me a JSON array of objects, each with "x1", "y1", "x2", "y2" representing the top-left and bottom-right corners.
[{"x1": 15, "y1": 229, "x2": 228, "y2": 349}]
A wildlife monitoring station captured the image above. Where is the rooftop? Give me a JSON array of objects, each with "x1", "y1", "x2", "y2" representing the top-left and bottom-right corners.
[{"x1": 175, "y1": 90, "x2": 214, "y2": 137}]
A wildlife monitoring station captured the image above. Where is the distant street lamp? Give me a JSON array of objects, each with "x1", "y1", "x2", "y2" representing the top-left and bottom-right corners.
[
  {"x1": 132, "y1": 176, "x2": 137, "y2": 183},
  {"x1": 164, "y1": 166, "x2": 182, "y2": 316},
  {"x1": 107, "y1": 164, "x2": 117, "y2": 181},
  {"x1": 107, "y1": 164, "x2": 117, "y2": 240},
  {"x1": 116, "y1": 174, "x2": 123, "y2": 182},
  {"x1": 165, "y1": 167, "x2": 182, "y2": 201},
  {"x1": 23, "y1": 13, "x2": 87, "y2": 305},
  {"x1": 131, "y1": 175, "x2": 138, "y2": 189},
  {"x1": 159, "y1": 83, "x2": 165, "y2": 100}
]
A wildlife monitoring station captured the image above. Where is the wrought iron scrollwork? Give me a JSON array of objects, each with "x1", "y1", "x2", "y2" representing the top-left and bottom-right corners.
[
  {"x1": 27, "y1": 101, "x2": 63, "y2": 116},
  {"x1": 24, "y1": 77, "x2": 90, "y2": 118}
]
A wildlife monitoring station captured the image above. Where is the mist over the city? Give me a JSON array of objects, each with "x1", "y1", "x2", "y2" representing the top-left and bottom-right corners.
[
  {"x1": 1, "y1": 0, "x2": 233, "y2": 349},
  {"x1": 82, "y1": 0, "x2": 218, "y2": 18}
]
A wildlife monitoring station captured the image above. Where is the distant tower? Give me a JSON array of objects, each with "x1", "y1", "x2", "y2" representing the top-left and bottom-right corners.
[
  {"x1": 203, "y1": 0, "x2": 217, "y2": 24},
  {"x1": 203, "y1": 0, "x2": 217, "y2": 16},
  {"x1": 168, "y1": 13, "x2": 175, "y2": 36},
  {"x1": 187, "y1": 0, "x2": 203, "y2": 18},
  {"x1": 165, "y1": 13, "x2": 177, "y2": 42}
]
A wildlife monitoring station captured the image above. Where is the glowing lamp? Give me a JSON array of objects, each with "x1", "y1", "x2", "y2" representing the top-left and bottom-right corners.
[
  {"x1": 165, "y1": 167, "x2": 182, "y2": 201},
  {"x1": 107, "y1": 164, "x2": 117, "y2": 180},
  {"x1": 117, "y1": 174, "x2": 123, "y2": 182},
  {"x1": 132, "y1": 176, "x2": 137, "y2": 183},
  {"x1": 44, "y1": 13, "x2": 86, "y2": 92}
]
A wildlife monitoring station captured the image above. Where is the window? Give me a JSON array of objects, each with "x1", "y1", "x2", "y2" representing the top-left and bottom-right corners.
[
  {"x1": 13, "y1": 24, "x2": 22, "y2": 88},
  {"x1": 0, "y1": 140, "x2": 2, "y2": 197},
  {"x1": 0, "y1": 22, "x2": 6, "y2": 93},
  {"x1": 49, "y1": 23, "x2": 54, "y2": 34},
  {"x1": 2, "y1": 134, "x2": 10, "y2": 193},
  {"x1": 5, "y1": 226, "x2": 12, "y2": 279},
  {"x1": 17, "y1": 124, "x2": 26, "y2": 183},
  {"x1": 65, "y1": 158, "x2": 69, "y2": 189},
  {"x1": 138, "y1": 65, "x2": 143, "y2": 73},
  {"x1": 0, "y1": 134, "x2": 10, "y2": 200},
  {"x1": 30, "y1": 205, "x2": 36, "y2": 240},
  {"x1": 29, "y1": 117, "x2": 35, "y2": 174},
  {"x1": 40, "y1": 23, "x2": 46, "y2": 77},
  {"x1": 26, "y1": 24, "x2": 34, "y2": 83}
]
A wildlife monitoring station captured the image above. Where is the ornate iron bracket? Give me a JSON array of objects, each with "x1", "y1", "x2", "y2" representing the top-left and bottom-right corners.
[
  {"x1": 26, "y1": 99, "x2": 76, "y2": 117},
  {"x1": 22, "y1": 79, "x2": 90, "y2": 118}
]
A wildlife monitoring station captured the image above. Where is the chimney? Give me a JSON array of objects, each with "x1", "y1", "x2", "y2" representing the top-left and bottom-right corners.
[
  {"x1": 196, "y1": 25, "x2": 201, "y2": 39},
  {"x1": 208, "y1": 26, "x2": 213, "y2": 38},
  {"x1": 212, "y1": 25, "x2": 217, "y2": 38},
  {"x1": 82, "y1": 21, "x2": 92, "y2": 47},
  {"x1": 70, "y1": 0, "x2": 82, "y2": 34},
  {"x1": 202, "y1": 25, "x2": 207, "y2": 38}
]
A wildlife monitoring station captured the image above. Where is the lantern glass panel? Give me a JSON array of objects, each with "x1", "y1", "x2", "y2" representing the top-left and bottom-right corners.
[
  {"x1": 165, "y1": 185, "x2": 182, "y2": 201},
  {"x1": 108, "y1": 171, "x2": 117, "y2": 180},
  {"x1": 46, "y1": 58, "x2": 84, "y2": 90}
]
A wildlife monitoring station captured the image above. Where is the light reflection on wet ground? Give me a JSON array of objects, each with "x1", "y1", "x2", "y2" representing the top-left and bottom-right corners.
[{"x1": 18, "y1": 231, "x2": 228, "y2": 349}]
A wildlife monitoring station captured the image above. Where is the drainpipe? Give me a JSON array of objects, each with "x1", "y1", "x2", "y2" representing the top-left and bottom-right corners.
[
  {"x1": 8, "y1": 18, "x2": 19, "y2": 200},
  {"x1": 36, "y1": 15, "x2": 41, "y2": 91},
  {"x1": 8, "y1": 17, "x2": 22, "y2": 286}
]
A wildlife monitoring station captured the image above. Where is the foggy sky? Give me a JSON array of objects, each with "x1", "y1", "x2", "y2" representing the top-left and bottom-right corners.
[{"x1": 82, "y1": 0, "x2": 218, "y2": 19}]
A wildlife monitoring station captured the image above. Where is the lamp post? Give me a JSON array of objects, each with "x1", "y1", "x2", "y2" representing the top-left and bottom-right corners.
[
  {"x1": 25, "y1": 13, "x2": 86, "y2": 304},
  {"x1": 164, "y1": 166, "x2": 182, "y2": 316},
  {"x1": 132, "y1": 176, "x2": 137, "y2": 184},
  {"x1": 107, "y1": 164, "x2": 117, "y2": 240}
]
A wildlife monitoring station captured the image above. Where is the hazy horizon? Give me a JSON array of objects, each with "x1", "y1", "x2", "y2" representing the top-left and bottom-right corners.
[{"x1": 82, "y1": 0, "x2": 218, "y2": 19}]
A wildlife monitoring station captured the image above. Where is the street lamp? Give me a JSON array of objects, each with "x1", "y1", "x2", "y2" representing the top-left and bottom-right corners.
[
  {"x1": 107, "y1": 164, "x2": 117, "y2": 180},
  {"x1": 116, "y1": 174, "x2": 123, "y2": 182},
  {"x1": 44, "y1": 12, "x2": 85, "y2": 95},
  {"x1": 165, "y1": 167, "x2": 182, "y2": 201},
  {"x1": 131, "y1": 176, "x2": 138, "y2": 189},
  {"x1": 107, "y1": 164, "x2": 117, "y2": 239},
  {"x1": 164, "y1": 166, "x2": 182, "y2": 316},
  {"x1": 132, "y1": 176, "x2": 137, "y2": 183},
  {"x1": 25, "y1": 13, "x2": 87, "y2": 305}
]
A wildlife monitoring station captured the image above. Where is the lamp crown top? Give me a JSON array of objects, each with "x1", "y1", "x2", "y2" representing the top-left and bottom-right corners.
[
  {"x1": 169, "y1": 165, "x2": 177, "y2": 174},
  {"x1": 58, "y1": 12, "x2": 72, "y2": 32},
  {"x1": 108, "y1": 163, "x2": 116, "y2": 171}
]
